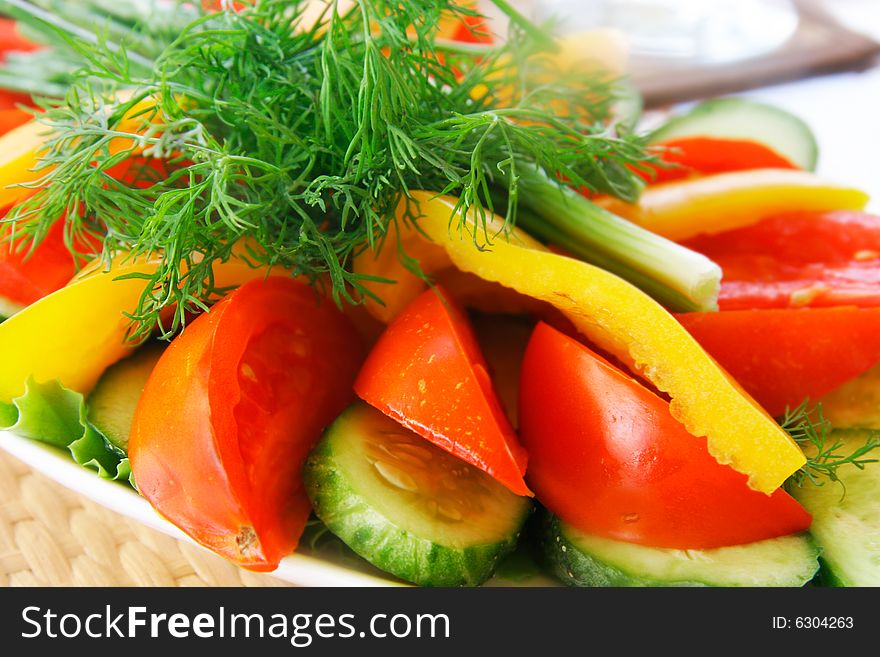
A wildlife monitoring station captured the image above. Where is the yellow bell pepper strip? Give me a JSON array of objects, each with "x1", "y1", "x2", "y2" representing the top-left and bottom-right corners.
[
  {"x1": 353, "y1": 217, "x2": 455, "y2": 323},
  {"x1": 0, "y1": 119, "x2": 48, "y2": 209},
  {"x1": 596, "y1": 169, "x2": 870, "y2": 242},
  {"x1": 353, "y1": 212, "x2": 545, "y2": 322},
  {"x1": 0, "y1": 94, "x2": 161, "y2": 209},
  {"x1": 401, "y1": 190, "x2": 805, "y2": 494},
  {"x1": 357, "y1": 167, "x2": 724, "y2": 320},
  {"x1": 0, "y1": 252, "x2": 282, "y2": 402}
]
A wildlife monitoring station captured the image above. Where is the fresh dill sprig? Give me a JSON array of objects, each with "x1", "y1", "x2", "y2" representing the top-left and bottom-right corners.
[
  {"x1": 782, "y1": 400, "x2": 880, "y2": 489},
  {"x1": 2, "y1": 0, "x2": 681, "y2": 338}
]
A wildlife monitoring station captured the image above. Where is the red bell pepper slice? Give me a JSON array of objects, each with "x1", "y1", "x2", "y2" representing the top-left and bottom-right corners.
[
  {"x1": 354, "y1": 286, "x2": 531, "y2": 496},
  {"x1": 638, "y1": 136, "x2": 799, "y2": 185},
  {"x1": 0, "y1": 156, "x2": 177, "y2": 311},
  {"x1": 0, "y1": 107, "x2": 32, "y2": 134},
  {"x1": 678, "y1": 307, "x2": 880, "y2": 417},
  {"x1": 682, "y1": 211, "x2": 880, "y2": 310},
  {"x1": 0, "y1": 218, "x2": 88, "y2": 309},
  {"x1": 0, "y1": 18, "x2": 40, "y2": 58},
  {"x1": 518, "y1": 321, "x2": 812, "y2": 549}
]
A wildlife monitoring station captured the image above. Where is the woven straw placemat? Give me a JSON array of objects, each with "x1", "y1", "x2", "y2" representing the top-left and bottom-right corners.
[{"x1": 0, "y1": 448, "x2": 292, "y2": 587}]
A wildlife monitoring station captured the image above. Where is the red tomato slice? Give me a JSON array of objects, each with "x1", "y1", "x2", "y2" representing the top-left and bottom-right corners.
[
  {"x1": 518, "y1": 322, "x2": 811, "y2": 550},
  {"x1": 0, "y1": 157, "x2": 175, "y2": 310},
  {"x1": 0, "y1": 107, "x2": 32, "y2": 134},
  {"x1": 678, "y1": 307, "x2": 880, "y2": 417},
  {"x1": 354, "y1": 286, "x2": 531, "y2": 497},
  {"x1": 0, "y1": 19, "x2": 40, "y2": 58},
  {"x1": 682, "y1": 211, "x2": 880, "y2": 310},
  {"x1": 637, "y1": 136, "x2": 798, "y2": 185},
  {"x1": 0, "y1": 218, "x2": 94, "y2": 308},
  {"x1": 130, "y1": 277, "x2": 365, "y2": 571}
]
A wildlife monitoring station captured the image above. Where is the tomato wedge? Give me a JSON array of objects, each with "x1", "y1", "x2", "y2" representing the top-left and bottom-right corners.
[
  {"x1": 678, "y1": 307, "x2": 880, "y2": 417},
  {"x1": 0, "y1": 218, "x2": 96, "y2": 311},
  {"x1": 0, "y1": 106, "x2": 31, "y2": 135},
  {"x1": 0, "y1": 18, "x2": 40, "y2": 58},
  {"x1": 639, "y1": 136, "x2": 799, "y2": 185},
  {"x1": 519, "y1": 322, "x2": 812, "y2": 550},
  {"x1": 0, "y1": 156, "x2": 175, "y2": 313},
  {"x1": 682, "y1": 211, "x2": 880, "y2": 309},
  {"x1": 354, "y1": 286, "x2": 531, "y2": 496},
  {"x1": 130, "y1": 277, "x2": 365, "y2": 571}
]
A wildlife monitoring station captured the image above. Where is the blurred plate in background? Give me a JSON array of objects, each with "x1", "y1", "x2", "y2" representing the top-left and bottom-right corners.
[{"x1": 483, "y1": 0, "x2": 880, "y2": 105}]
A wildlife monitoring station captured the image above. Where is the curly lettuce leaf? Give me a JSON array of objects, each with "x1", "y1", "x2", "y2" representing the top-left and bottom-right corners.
[
  {"x1": 0, "y1": 378, "x2": 132, "y2": 485},
  {"x1": 0, "y1": 400, "x2": 16, "y2": 426}
]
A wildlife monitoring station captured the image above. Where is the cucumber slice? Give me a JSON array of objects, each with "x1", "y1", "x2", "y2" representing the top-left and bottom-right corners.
[
  {"x1": 649, "y1": 98, "x2": 818, "y2": 171},
  {"x1": 817, "y1": 363, "x2": 880, "y2": 430},
  {"x1": 790, "y1": 430, "x2": 880, "y2": 586},
  {"x1": 541, "y1": 513, "x2": 819, "y2": 587},
  {"x1": 303, "y1": 402, "x2": 533, "y2": 587},
  {"x1": 86, "y1": 343, "x2": 165, "y2": 452}
]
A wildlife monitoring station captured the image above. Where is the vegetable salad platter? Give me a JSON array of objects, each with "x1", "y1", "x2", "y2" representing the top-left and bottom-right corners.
[{"x1": 1, "y1": 0, "x2": 879, "y2": 588}]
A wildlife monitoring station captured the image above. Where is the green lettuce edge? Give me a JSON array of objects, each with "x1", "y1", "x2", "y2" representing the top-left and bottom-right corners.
[{"x1": 0, "y1": 378, "x2": 133, "y2": 486}]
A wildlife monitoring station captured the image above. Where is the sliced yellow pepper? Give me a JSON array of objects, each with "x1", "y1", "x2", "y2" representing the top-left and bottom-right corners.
[
  {"x1": 396, "y1": 190, "x2": 805, "y2": 494},
  {"x1": 0, "y1": 95, "x2": 161, "y2": 209},
  {"x1": 353, "y1": 213, "x2": 546, "y2": 322},
  {"x1": 596, "y1": 169, "x2": 870, "y2": 241},
  {"x1": 0, "y1": 119, "x2": 50, "y2": 209},
  {"x1": 354, "y1": 218, "x2": 455, "y2": 323},
  {"x1": 0, "y1": 253, "x2": 282, "y2": 402}
]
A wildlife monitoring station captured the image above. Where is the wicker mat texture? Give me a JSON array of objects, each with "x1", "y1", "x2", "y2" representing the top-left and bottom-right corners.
[{"x1": 0, "y1": 448, "x2": 292, "y2": 587}]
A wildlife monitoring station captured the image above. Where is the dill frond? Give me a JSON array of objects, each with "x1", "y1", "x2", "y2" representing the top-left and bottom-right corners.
[
  {"x1": 2, "y1": 0, "x2": 658, "y2": 337},
  {"x1": 782, "y1": 400, "x2": 880, "y2": 490}
]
